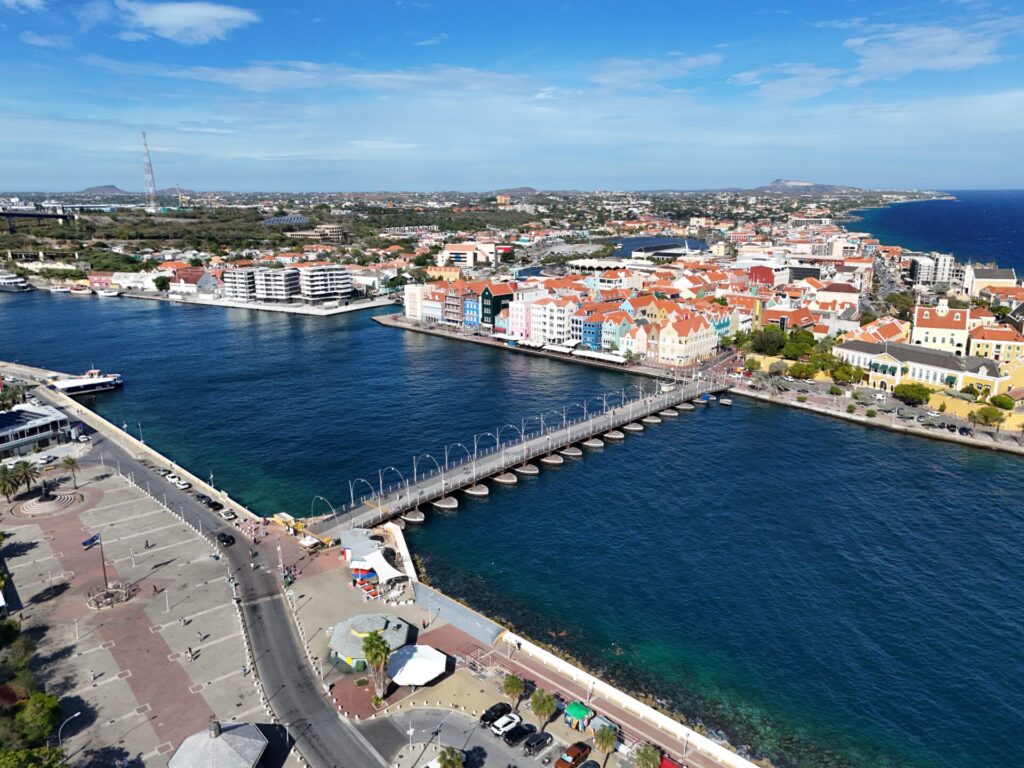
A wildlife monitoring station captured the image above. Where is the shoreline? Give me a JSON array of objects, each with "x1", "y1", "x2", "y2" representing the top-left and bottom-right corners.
[
  {"x1": 379, "y1": 316, "x2": 1024, "y2": 458},
  {"x1": 120, "y1": 290, "x2": 398, "y2": 316}
]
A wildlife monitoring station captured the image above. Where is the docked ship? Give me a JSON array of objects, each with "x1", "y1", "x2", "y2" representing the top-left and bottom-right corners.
[
  {"x1": 0, "y1": 270, "x2": 32, "y2": 292},
  {"x1": 95, "y1": 288, "x2": 121, "y2": 297},
  {"x1": 48, "y1": 286, "x2": 71, "y2": 294},
  {"x1": 50, "y1": 369, "x2": 124, "y2": 396},
  {"x1": 69, "y1": 286, "x2": 93, "y2": 296}
]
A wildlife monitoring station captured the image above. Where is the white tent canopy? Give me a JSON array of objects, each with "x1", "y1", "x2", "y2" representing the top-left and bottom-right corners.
[
  {"x1": 387, "y1": 644, "x2": 448, "y2": 686},
  {"x1": 365, "y1": 550, "x2": 406, "y2": 583}
]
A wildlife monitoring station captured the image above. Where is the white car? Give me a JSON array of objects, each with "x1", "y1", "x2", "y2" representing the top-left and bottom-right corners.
[
  {"x1": 219, "y1": 509, "x2": 237, "y2": 521},
  {"x1": 490, "y1": 713, "x2": 522, "y2": 737},
  {"x1": 175, "y1": 480, "x2": 191, "y2": 490},
  {"x1": 166, "y1": 473, "x2": 181, "y2": 483},
  {"x1": 782, "y1": 375, "x2": 795, "y2": 382},
  {"x1": 36, "y1": 455, "x2": 57, "y2": 465},
  {"x1": 926, "y1": 411, "x2": 941, "y2": 418}
]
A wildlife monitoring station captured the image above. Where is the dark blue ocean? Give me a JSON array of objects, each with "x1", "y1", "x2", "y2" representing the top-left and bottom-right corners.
[
  {"x1": 851, "y1": 190, "x2": 1024, "y2": 272},
  {"x1": 2, "y1": 190, "x2": 1024, "y2": 768}
]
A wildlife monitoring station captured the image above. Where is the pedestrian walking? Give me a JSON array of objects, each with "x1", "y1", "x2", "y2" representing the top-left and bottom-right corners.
[
  {"x1": 186, "y1": 647, "x2": 193, "y2": 661},
  {"x1": 241, "y1": 665, "x2": 248, "y2": 676},
  {"x1": 152, "y1": 585, "x2": 158, "y2": 595},
  {"x1": 178, "y1": 616, "x2": 185, "y2": 627},
  {"x1": 196, "y1": 630, "x2": 203, "y2": 642},
  {"x1": 89, "y1": 669, "x2": 97, "y2": 682}
]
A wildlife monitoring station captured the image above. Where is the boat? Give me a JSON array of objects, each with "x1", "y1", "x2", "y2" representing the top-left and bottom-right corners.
[
  {"x1": 513, "y1": 463, "x2": 539, "y2": 475},
  {"x1": 604, "y1": 430, "x2": 625, "y2": 441},
  {"x1": 432, "y1": 496, "x2": 458, "y2": 510},
  {"x1": 48, "y1": 286, "x2": 71, "y2": 294},
  {"x1": 720, "y1": 398, "x2": 733, "y2": 407},
  {"x1": 659, "y1": 409, "x2": 678, "y2": 417},
  {"x1": 695, "y1": 394, "x2": 711, "y2": 405},
  {"x1": 0, "y1": 270, "x2": 32, "y2": 292},
  {"x1": 539, "y1": 454, "x2": 564, "y2": 466},
  {"x1": 641, "y1": 415, "x2": 662, "y2": 425},
  {"x1": 581, "y1": 438, "x2": 604, "y2": 449},
  {"x1": 677, "y1": 402, "x2": 695, "y2": 411},
  {"x1": 707, "y1": 394, "x2": 717, "y2": 402},
  {"x1": 558, "y1": 445, "x2": 583, "y2": 457},
  {"x1": 493, "y1": 472, "x2": 518, "y2": 485},
  {"x1": 464, "y1": 484, "x2": 490, "y2": 497},
  {"x1": 95, "y1": 288, "x2": 121, "y2": 297},
  {"x1": 622, "y1": 423, "x2": 644, "y2": 432},
  {"x1": 50, "y1": 369, "x2": 124, "y2": 396},
  {"x1": 69, "y1": 286, "x2": 93, "y2": 296}
]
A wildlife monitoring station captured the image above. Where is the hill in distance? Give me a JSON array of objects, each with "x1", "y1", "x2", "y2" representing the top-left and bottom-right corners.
[
  {"x1": 78, "y1": 185, "x2": 133, "y2": 196},
  {"x1": 755, "y1": 179, "x2": 862, "y2": 195}
]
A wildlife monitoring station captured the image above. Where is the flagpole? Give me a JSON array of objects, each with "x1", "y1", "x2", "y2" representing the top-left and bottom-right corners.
[{"x1": 98, "y1": 535, "x2": 109, "y2": 592}]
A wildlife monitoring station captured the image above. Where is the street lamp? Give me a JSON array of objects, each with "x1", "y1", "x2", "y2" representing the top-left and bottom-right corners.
[
  {"x1": 137, "y1": 423, "x2": 144, "y2": 444},
  {"x1": 58, "y1": 711, "x2": 81, "y2": 751}
]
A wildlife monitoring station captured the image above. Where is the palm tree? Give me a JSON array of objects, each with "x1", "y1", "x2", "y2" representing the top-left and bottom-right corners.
[
  {"x1": 593, "y1": 725, "x2": 618, "y2": 768},
  {"x1": 437, "y1": 746, "x2": 463, "y2": 768},
  {"x1": 502, "y1": 673, "x2": 524, "y2": 711},
  {"x1": 0, "y1": 465, "x2": 19, "y2": 503},
  {"x1": 632, "y1": 743, "x2": 661, "y2": 768},
  {"x1": 13, "y1": 460, "x2": 39, "y2": 493},
  {"x1": 62, "y1": 456, "x2": 79, "y2": 489},
  {"x1": 529, "y1": 688, "x2": 556, "y2": 732},
  {"x1": 362, "y1": 630, "x2": 391, "y2": 699}
]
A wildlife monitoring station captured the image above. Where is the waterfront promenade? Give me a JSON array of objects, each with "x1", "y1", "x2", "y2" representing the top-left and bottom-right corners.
[
  {"x1": 311, "y1": 375, "x2": 727, "y2": 535},
  {"x1": 121, "y1": 291, "x2": 398, "y2": 316}
]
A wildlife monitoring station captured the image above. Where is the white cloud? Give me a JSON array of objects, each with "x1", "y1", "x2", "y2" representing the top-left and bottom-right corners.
[
  {"x1": 82, "y1": 55, "x2": 529, "y2": 94},
  {"x1": 413, "y1": 32, "x2": 447, "y2": 46},
  {"x1": 844, "y1": 22, "x2": 1015, "y2": 83},
  {"x1": 1, "y1": 0, "x2": 47, "y2": 10},
  {"x1": 119, "y1": 30, "x2": 149, "y2": 41},
  {"x1": 730, "y1": 64, "x2": 843, "y2": 102},
  {"x1": 114, "y1": 0, "x2": 259, "y2": 44},
  {"x1": 76, "y1": 0, "x2": 113, "y2": 30},
  {"x1": 590, "y1": 52, "x2": 722, "y2": 88},
  {"x1": 20, "y1": 30, "x2": 70, "y2": 48}
]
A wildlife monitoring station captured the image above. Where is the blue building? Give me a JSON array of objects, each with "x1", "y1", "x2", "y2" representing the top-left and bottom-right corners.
[
  {"x1": 463, "y1": 296, "x2": 480, "y2": 326},
  {"x1": 581, "y1": 316, "x2": 604, "y2": 350}
]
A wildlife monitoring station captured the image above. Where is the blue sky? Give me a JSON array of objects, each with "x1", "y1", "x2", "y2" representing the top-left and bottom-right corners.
[{"x1": 2, "y1": 0, "x2": 1023, "y2": 191}]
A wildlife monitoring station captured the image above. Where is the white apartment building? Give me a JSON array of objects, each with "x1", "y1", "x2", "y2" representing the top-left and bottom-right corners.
[
  {"x1": 298, "y1": 264, "x2": 353, "y2": 303},
  {"x1": 223, "y1": 267, "x2": 258, "y2": 301},
  {"x1": 529, "y1": 297, "x2": 578, "y2": 344},
  {"x1": 403, "y1": 283, "x2": 433, "y2": 321},
  {"x1": 254, "y1": 268, "x2": 300, "y2": 303}
]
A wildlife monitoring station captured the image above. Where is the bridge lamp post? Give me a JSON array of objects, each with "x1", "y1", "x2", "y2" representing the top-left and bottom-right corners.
[{"x1": 58, "y1": 711, "x2": 81, "y2": 752}]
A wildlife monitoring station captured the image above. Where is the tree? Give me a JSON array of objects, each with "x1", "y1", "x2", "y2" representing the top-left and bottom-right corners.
[
  {"x1": 15, "y1": 692, "x2": 62, "y2": 746},
  {"x1": 62, "y1": 456, "x2": 79, "y2": 489},
  {"x1": 888, "y1": 291, "x2": 915, "y2": 321},
  {"x1": 13, "y1": 460, "x2": 40, "y2": 493},
  {"x1": 437, "y1": 746, "x2": 464, "y2": 768},
  {"x1": 530, "y1": 688, "x2": 557, "y2": 731},
  {"x1": 362, "y1": 630, "x2": 391, "y2": 699},
  {"x1": 831, "y1": 364, "x2": 863, "y2": 385},
  {"x1": 787, "y1": 362, "x2": 817, "y2": 380},
  {"x1": 502, "y1": 673, "x2": 525, "y2": 710},
  {"x1": 0, "y1": 747, "x2": 68, "y2": 768},
  {"x1": 974, "y1": 405, "x2": 1006, "y2": 431},
  {"x1": 153, "y1": 275, "x2": 170, "y2": 292},
  {"x1": 859, "y1": 310, "x2": 877, "y2": 326},
  {"x1": 743, "y1": 356, "x2": 761, "y2": 373},
  {"x1": 768, "y1": 361, "x2": 787, "y2": 377},
  {"x1": 989, "y1": 394, "x2": 1014, "y2": 410},
  {"x1": 828, "y1": 385, "x2": 842, "y2": 396},
  {"x1": 892, "y1": 383, "x2": 933, "y2": 407},
  {"x1": 748, "y1": 327, "x2": 786, "y2": 356},
  {"x1": 0, "y1": 464, "x2": 19, "y2": 503},
  {"x1": 632, "y1": 743, "x2": 662, "y2": 768},
  {"x1": 593, "y1": 724, "x2": 619, "y2": 767}
]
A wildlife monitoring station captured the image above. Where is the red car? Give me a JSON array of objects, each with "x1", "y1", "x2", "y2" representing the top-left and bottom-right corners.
[{"x1": 555, "y1": 742, "x2": 591, "y2": 768}]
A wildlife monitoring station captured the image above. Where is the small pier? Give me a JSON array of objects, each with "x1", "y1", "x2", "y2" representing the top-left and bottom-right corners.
[{"x1": 312, "y1": 376, "x2": 727, "y2": 535}]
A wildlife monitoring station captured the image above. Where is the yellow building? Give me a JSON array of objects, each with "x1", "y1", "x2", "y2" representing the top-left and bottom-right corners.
[
  {"x1": 967, "y1": 324, "x2": 1024, "y2": 363},
  {"x1": 834, "y1": 340, "x2": 1010, "y2": 397}
]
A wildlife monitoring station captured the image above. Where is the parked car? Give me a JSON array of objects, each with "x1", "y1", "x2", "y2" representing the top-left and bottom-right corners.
[
  {"x1": 166, "y1": 473, "x2": 180, "y2": 482},
  {"x1": 959, "y1": 426, "x2": 973, "y2": 436},
  {"x1": 490, "y1": 713, "x2": 522, "y2": 737},
  {"x1": 175, "y1": 480, "x2": 191, "y2": 490},
  {"x1": 207, "y1": 501, "x2": 224, "y2": 512},
  {"x1": 503, "y1": 723, "x2": 536, "y2": 747},
  {"x1": 479, "y1": 702, "x2": 512, "y2": 728},
  {"x1": 916, "y1": 414, "x2": 927, "y2": 423},
  {"x1": 946, "y1": 423, "x2": 957, "y2": 432},
  {"x1": 579, "y1": 762, "x2": 602, "y2": 768},
  {"x1": 219, "y1": 508, "x2": 236, "y2": 521},
  {"x1": 36, "y1": 455, "x2": 56, "y2": 465},
  {"x1": 523, "y1": 731, "x2": 553, "y2": 756},
  {"x1": 782, "y1": 375, "x2": 795, "y2": 382},
  {"x1": 927, "y1": 411, "x2": 941, "y2": 418},
  {"x1": 216, "y1": 532, "x2": 235, "y2": 547},
  {"x1": 195, "y1": 493, "x2": 210, "y2": 503},
  {"x1": 554, "y1": 742, "x2": 592, "y2": 768},
  {"x1": 77, "y1": 434, "x2": 91, "y2": 443},
  {"x1": 155, "y1": 468, "x2": 170, "y2": 476}
]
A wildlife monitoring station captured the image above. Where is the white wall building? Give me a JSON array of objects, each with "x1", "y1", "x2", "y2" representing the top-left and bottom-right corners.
[
  {"x1": 223, "y1": 268, "x2": 259, "y2": 302},
  {"x1": 298, "y1": 264, "x2": 353, "y2": 302},
  {"x1": 254, "y1": 268, "x2": 300, "y2": 303}
]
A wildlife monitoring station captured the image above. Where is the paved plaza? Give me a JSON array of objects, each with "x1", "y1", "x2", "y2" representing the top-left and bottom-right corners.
[{"x1": 0, "y1": 453, "x2": 299, "y2": 767}]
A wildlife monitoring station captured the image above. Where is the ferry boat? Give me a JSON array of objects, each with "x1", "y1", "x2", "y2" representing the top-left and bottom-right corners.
[
  {"x1": 95, "y1": 288, "x2": 121, "y2": 297},
  {"x1": 0, "y1": 270, "x2": 32, "y2": 292},
  {"x1": 48, "y1": 286, "x2": 71, "y2": 294},
  {"x1": 50, "y1": 369, "x2": 124, "y2": 396},
  {"x1": 69, "y1": 286, "x2": 93, "y2": 296}
]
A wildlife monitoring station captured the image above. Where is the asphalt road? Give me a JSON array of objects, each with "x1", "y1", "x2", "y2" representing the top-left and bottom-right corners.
[{"x1": 38, "y1": 389, "x2": 388, "y2": 768}]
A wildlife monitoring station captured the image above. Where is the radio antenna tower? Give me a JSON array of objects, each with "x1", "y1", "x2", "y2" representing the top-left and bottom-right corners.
[{"x1": 141, "y1": 131, "x2": 157, "y2": 213}]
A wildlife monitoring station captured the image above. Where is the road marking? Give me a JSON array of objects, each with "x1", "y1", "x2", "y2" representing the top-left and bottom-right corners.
[
  {"x1": 7, "y1": 553, "x2": 60, "y2": 571},
  {"x1": 74, "y1": 641, "x2": 115, "y2": 657},
  {"x1": 91, "y1": 508, "x2": 164, "y2": 526},
  {"x1": 100, "y1": 522, "x2": 182, "y2": 547},
  {"x1": 66, "y1": 670, "x2": 130, "y2": 698},
  {"x1": 108, "y1": 537, "x2": 196, "y2": 564},
  {"x1": 231, "y1": 704, "x2": 265, "y2": 720},
  {"x1": 99, "y1": 707, "x2": 148, "y2": 728},
  {"x1": 91, "y1": 496, "x2": 155, "y2": 513},
  {"x1": 19, "y1": 572, "x2": 71, "y2": 590},
  {"x1": 189, "y1": 666, "x2": 244, "y2": 693},
  {"x1": 150, "y1": 602, "x2": 235, "y2": 633}
]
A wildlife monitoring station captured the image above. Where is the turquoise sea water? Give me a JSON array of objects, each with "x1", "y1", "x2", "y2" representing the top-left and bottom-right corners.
[{"x1": 2, "y1": 224, "x2": 1022, "y2": 767}]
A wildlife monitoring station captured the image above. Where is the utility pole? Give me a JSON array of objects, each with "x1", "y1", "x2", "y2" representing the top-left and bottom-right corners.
[{"x1": 98, "y1": 536, "x2": 109, "y2": 592}]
